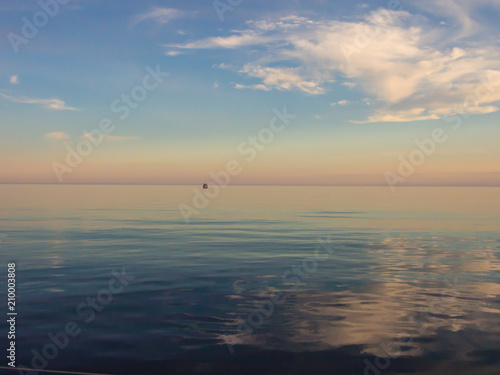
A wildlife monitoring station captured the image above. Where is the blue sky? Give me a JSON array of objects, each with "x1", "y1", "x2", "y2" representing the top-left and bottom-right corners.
[{"x1": 1, "y1": 0, "x2": 500, "y2": 185}]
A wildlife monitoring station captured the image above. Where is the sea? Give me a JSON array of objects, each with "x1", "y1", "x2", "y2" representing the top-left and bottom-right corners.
[{"x1": 1, "y1": 185, "x2": 499, "y2": 375}]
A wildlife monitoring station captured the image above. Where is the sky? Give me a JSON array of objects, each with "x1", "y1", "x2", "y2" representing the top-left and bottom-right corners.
[{"x1": 1, "y1": 0, "x2": 500, "y2": 186}]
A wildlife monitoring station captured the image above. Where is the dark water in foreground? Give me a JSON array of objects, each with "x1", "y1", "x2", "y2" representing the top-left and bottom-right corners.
[{"x1": 1, "y1": 185, "x2": 500, "y2": 375}]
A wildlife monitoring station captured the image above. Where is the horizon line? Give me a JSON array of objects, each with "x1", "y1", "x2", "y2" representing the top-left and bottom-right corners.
[{"x1": 1, "y1": 183, "x2": 500, "y2": 188}]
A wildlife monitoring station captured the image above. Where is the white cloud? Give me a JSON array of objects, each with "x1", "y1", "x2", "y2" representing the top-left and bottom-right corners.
[
  {"x1": 133, "y1": 7, "x2": 193, "y2": 25},
  {"x1": 234, "y1": 83, "x2": 271, "y2": 91},
  {"x1": 238, "y1": 64, "x2": 325, "y2": 95},
  {"x1": 45, "y1": 132, "x2": 69, "y2": 140},
  {"x1": 331, "y1": 100, "x2": 351, "y2": 106},
  {"x1": 214, "y1": 63, "x2": 232, "y2": 69},
  {"x1": 10, "y1": 75, "x2": 19, "y2": 84},
  {"x1": 169, "y1": 5, "x2": 500, "y2": 122},
  {"x1": 352, "y1": 108, "x2": 440, "y2": 123},
  {"x1": 0, "y1": 93, "x2": 78, "y2": 111},
  {"x1": 247, "y1": 16, "x2": 313, "y2": 31},
  {"x1": 342, "y1": 82, "x2": 356, "y2": 89},
  {"x1": 167, "y1": 30, "x2": 269, "y2": 49},
  {"x1": 165, "y1": 50, "x2": 183, "y2": 56}
]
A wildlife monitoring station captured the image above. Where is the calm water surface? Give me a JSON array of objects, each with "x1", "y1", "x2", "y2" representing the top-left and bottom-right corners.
[{"x1": 1, "y1": 185, "x2": 499, "y2": 374}]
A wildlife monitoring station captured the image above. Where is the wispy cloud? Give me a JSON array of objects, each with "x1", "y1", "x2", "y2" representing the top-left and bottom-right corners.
[
  {"x1": 0, "y1": 93, "x2": 78, "y2": 111},
  {"x1": 165, "y1": 50, "x2": 183, "y2": 56},
  {"x1": 331, "y1": 100, "x2": 351, "y2": 106},
  {"x1": 238, "y1": 65, "x2": 325, "y2": 95},
  {"x1": 234, "y1": 83, "x2": 271, "y2": 91},
  {"x1": 168, "y1": 4, "x2": 500, "y2": 122},
  {"x1": 167, "y1": 30, "x2": 270, "y2": 49},
  {"x1": 45, "y1": 132, "x2": 69, "y2": 140},
  {"x1": 10, "y1": 75, "x2": 19, "y2": 84},
  {"x1": 133, "y1": 7, "x2": 194, "y2": 25},
  {"x1": 214, "y1": 63, "x2": 232, "y2": 70},
  {"x1": 411, "y1": 0, "x2": 500, "y2": 39}
]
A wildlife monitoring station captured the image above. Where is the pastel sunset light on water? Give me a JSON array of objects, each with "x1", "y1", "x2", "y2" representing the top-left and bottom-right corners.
[{"x1": 2, "y1": 2, "x2": 500, "y2": 375}]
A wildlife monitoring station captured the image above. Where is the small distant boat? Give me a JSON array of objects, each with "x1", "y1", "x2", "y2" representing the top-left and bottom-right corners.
[{"x1": 203, "y1": 184, "x2": 208, "y2": 189}]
